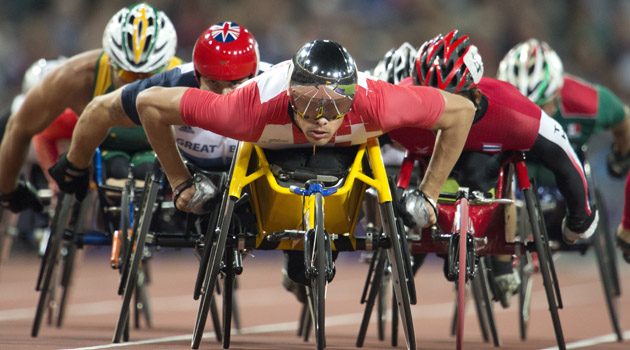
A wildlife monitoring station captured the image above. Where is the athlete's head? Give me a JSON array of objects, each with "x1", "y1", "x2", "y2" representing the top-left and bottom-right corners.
[
  {"x1": 102, "y1": 2, "x2": 177, "y2": 80},
  {"x1": 192, "y1": 21, "x2": 259, "y2": 93},
  {"x1": 288, "y1": 40, "x2": 357, "y2": 146},
  {"x1": 373, "y1": 42, "x2": 417, "y2": 84},
  {"x1": 413, "y1": 29, "x2": 484, "y2": 94},
  {"x1": 497, "y1": 38, "x2": 564, "y2": 106}
]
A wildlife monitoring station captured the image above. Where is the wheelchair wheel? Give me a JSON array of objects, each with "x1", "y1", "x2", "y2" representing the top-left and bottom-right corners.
[
  {"x1": 117, "y1": 179, "x2": 133, "y2": 296},
  {"x1": 380, "y1": 201, "x2": 416, "y2": 350},
  {"x1": 221, "y1": 243, "x2": 235, "y2": 349},
  {"x1": 355, "y1": 248, "x2": 387, "y2": 347},
  {"x1": 32, "y1": 193, "x2": 73, "y2": 337},
  {"x1": 56, "y1": 241, "x2": 77, "y2": 328},
  {"x1": 593, "y1": 227, "x2": 623, "y2": 341},
  {"x1": 112, "y1": 176, "x2": 160, "y2": 343},
  {"x1": 311, "y1": 192, "x2": 327, "y2": 350},
  {"x1": 377, "y1": 262, "x2": 388, "y2": 341},
  {"x1": 523, "y1": 188, "x2": 565, "y2": 349},
  {"x1": 192, "y1": 193, "x2": 235, "y2": 349},
  {"x1": 473, "y1": 257, "x2": 500, "y2": 346},
  {"x1": 518, "y1": 250, "x2": 533, "y2": 340},
  {"x1": 455, "y1": 199, "x2": 470, "y2": 350}
]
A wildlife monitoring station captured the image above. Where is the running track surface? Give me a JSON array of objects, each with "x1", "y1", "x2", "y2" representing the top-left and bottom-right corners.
[{"x1": 1, "y1": 247, "x2": 629, "y2": 350}]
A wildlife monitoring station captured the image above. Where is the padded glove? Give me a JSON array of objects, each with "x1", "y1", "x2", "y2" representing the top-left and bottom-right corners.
[
  {"x1": 562, "y1": 209, "x2": 599, "y2": 244},
  {"x1": 173, "y1": 173, "x2": 218, "y2": 215},
  {"x1": 606, "y1": 147, "x2": 630, "y2": 178},
  {"x1": 400, "y1": 189, "x2": 438, "y2": 229},
  {"x1": 48, "y1": 152, "x2": 90, "y2": 201},
  {"x1": 0, "y1": 180, "x2": 44, "y2": 213}
]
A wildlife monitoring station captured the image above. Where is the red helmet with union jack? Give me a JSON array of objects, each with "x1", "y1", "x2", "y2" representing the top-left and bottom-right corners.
[
  {"x1": 193, "y1": 22, "x2": 260, "y2": 81},
  {"x1": 413, "y1": 29, "x2": 484, "y2": 93}
]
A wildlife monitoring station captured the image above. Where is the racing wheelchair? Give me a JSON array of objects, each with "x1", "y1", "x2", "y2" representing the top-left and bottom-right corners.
[
  {"x1": 356, "y1": 150, "x2": 567, "y2": 350},
  {"x1": 192, "y1": 138, "x2": 416, "y2": 350},
  {"x1": 31, "y1": 148, "x2": 154, "y2": 339}
]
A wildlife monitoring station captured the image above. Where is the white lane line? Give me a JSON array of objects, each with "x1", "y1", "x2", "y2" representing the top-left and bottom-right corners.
[
  {"x1": 539, "y1": 331, "x2": 630, "y2": 350},
  {"x1": 58, "y1": 313, "x2": 369, "y2": 350}
]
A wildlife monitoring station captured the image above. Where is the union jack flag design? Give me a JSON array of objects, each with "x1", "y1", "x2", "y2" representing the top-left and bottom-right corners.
[{"x1": 210, "y1": 22, "x2": 241, "y2": 43}]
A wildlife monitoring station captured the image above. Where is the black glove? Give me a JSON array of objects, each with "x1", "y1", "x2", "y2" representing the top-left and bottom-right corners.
[
  {"x1": 48, "y1": 152, "x2": 90, "y2": 201},
  {"x1": 0, "y1": 180, "x2": 44, "y2": 213},
  {"x1": 606, "y1": 146, "x2": 630, "y2": 178}
]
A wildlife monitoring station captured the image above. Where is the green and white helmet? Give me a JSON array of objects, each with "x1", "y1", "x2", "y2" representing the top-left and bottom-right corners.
[
  {"x1": 497, "y1": 38, "x2": 564, "y2": 105},
  {"x1": 102, "y1": 2, "x2": 177, "y2": 73}
]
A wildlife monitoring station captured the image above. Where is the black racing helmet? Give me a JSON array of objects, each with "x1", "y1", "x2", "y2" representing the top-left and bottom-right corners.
[{"x1": 288, "y1": 40, "x2": 357, "y2": 120}]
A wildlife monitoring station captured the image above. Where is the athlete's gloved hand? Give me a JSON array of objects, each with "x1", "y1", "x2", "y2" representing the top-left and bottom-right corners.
[
  {"x1": 606, "y1": 146, "x2": 630, "y2": 178},
  {"x1": 0, "y1": 180, "x2": 44, "y2": 213},
  {"x1": 48, "y1": 152, "x2": 90, "y2": 201},
  {"x1": 172, "y1": 173, "x2": 218, "y2": 215},
  {"x1": 400, "y1": 189, "x2": 438, "y2": 229},
  {"x1": 562, "y1": 209, "x2": 599, "y2": 245}
]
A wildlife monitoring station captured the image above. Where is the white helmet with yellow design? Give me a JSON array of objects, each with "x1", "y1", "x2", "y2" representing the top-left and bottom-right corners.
[{"x1": 102, "y1": 2, "x2": 177, "y2": 74}]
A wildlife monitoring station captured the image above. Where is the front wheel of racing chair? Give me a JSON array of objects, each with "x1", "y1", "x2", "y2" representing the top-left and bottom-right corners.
[
  {"x1": 31, "y1": 190, "x2": 93, "y2": 337},
  {"x1": 193, "y1": 140, "x2": 416, "y2": 350}
]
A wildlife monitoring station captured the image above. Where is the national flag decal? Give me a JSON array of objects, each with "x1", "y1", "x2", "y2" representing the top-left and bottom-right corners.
[{"x1": 210, "y1": 22, "x2": 240, "y2": 43}]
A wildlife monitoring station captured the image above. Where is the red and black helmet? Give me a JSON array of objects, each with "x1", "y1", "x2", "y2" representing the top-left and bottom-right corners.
[
  {"x1": 193, "y1": 22, "x2": 259, "y2": 81},
  {"x1": 413, "y1": 29, "x2": 484, "y2": 93}
]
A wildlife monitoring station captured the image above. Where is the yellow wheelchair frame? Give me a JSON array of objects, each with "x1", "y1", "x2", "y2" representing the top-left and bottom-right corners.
[{"x1": 192, "y1": 138, "x2": 416, "y2": 350}]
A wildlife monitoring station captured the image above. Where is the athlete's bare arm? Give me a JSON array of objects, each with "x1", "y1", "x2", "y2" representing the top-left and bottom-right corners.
[
  {"x1": 136, "y1": 86, "x2": 192, "y2": 202},
  {"x1": 419, "y1": 90, "x2": 474, "y2": 200},
  {"x1": 66, "y1": 88, "x2": 138, "y2": 169},
  {"x1": 0, "y1": 50, "x2": 100, "y2": 193}
]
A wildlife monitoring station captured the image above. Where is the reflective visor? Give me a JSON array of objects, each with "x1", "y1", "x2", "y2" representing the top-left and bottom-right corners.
[{"x1": 289, "y1": 84, "x2": 354, "y2": 121}]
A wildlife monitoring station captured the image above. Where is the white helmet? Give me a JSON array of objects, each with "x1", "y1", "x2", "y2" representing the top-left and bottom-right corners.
[
  {"x1": 102, "y1": 2, "x2": 177, "y2": 74},
  {"x1": 21, "y1": 57, "x2": 67, "y2": 94},
  {"x1": 497, "y1": 38, "x2": 564, "y2": 105},
  {"x1": 373, "y1": 42, "x2": 417, "y2": 84},
  {"x1": 12, "y1": 57, "x2": 68, "y2": 114}
]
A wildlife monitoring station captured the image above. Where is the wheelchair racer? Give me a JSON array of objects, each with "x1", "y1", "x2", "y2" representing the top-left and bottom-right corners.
[
  {"x1": 130, "y1": 40, "x2": 476, "y2": 289},
  {"x1": 497, "y1": 38, "x2": 630, "y2": 256},
  {"x1": 49, "y1": 22, "x2": 265, "y2": 212},
  {"x1": 0, "y1": 2, "x2": 180, "y2": 211},
  {"x1": 381, "y1": 30, "x2": 597, "y2": 307}
]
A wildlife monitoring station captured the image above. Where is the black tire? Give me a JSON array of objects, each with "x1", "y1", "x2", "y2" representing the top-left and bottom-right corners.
[
  {"x1": 355, "y1": 248, "x2": 386, "y2": 347},
  {"x1": 222, "y1": 246, "x2": 235, "y2": 349},
  {"x1": 524, "y1": 188, "x2": 565, "y2": 350},
  {"x1": 191, "y1": 195, "x2": 235, "y2": 349},
  {"x1": 593, "y1": 227, "x2": 623, "y2": 341},
  {"x1": 377, "y1": 263, "x2": 388, "y2": 341},
  {"x1": 56, "y1": 242, "x2": 77, "y2": 328},
  {"x1": 312, "y1": 193, "x2": 326, "y2": 350},
  {"x1": 32, "y1": 194, "x2": 73, "y2": 337},
  {"x1": 381, "y1": 201, "x2": 416, "y2": 350},
  {"x1": 475, "y1": 257, "x2": 500, "y2": 346},
  {"x1": 112, "y1": 178, "x2": 159, "y2": 343}
]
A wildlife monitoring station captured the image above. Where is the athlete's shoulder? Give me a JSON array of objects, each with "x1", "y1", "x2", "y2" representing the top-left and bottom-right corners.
[
  {"x1": 559, "y1": 74, "x2": 598, "y2": 116},
  {"x1": 240, "y1": 60, "x2": 291, "y2": 103},
  {"x1": 42, "y1": 49, "x2": 101, "y2": 91},
  {"x1": 480, "y1": 77, "x2": 541, "y2": 116}
]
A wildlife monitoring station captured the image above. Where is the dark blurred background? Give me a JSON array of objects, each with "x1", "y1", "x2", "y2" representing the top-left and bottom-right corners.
[{"x1": 0, "y1": 0, "x2": 628, "y2": 230}]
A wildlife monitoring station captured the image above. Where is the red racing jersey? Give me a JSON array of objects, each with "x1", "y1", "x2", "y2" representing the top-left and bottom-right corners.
[
  {"x1": 180, "y1": 61, "x2": 445, "y2": 149},
  {"x1": 389, "y1": 77, "x2": 541, "y2": 154}
]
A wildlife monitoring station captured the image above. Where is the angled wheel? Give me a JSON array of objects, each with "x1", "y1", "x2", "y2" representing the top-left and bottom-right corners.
[
  {"x1": 524, "y1": 188, "x2": 565, "y2": 350},
  {"x1": 192, "y1": 192, "x2": 235, "y2": 349},
  {"x1": 517, "y1": 250, "x2": 533, "y2": 340},
  {"x1": 380, "y1": 200, "x2": 416, "y2": 350},
  {"x1": 55, "y1": 241, "x2": 77, "y2": 328},
  {"x1": 592, "y1": 226, "x2": 622, "y2": 341},
  {"x1": 355, "y1": 248, "x2": 387, "y2": 347},
  {"x1": 32, "y1": 193, "x2": 73, "y2": 337},
  {"x1": 112, "y1": 177, "x2": 160, "y2": 343},
  {"x1": 473, "y1": 257, "x2": 500, "y2": 346},
  {"x1": 221, "y1": 242, "x2": 235, "y2": 348}
]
